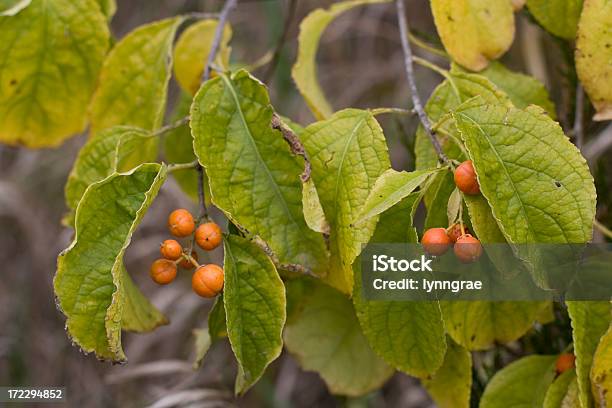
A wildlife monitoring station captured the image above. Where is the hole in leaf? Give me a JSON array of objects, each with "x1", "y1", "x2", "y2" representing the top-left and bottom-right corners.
[{"x1": 554, "y1": 181, "x2": 562, "y2": 188}]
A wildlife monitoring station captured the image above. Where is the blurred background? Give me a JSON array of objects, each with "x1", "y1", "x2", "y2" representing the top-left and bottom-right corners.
[{"x1": 1, "y1": 0, "x2": 611, "y2": 406}]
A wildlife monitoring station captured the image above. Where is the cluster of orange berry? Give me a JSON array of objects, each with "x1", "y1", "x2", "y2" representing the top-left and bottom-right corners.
[
  {"x1": 422, "y1": 161, "x2": 483, "y2": 263},
  {"x1": 149, "y1": 209, "x2": 225, "y2": 298}
]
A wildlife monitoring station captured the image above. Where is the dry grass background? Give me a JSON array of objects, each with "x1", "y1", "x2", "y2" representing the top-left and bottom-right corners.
[{"x1": 0, "y1": 0, "x2": 610, "y2": 407}]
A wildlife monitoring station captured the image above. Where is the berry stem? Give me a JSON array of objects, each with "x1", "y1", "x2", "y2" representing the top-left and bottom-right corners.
[
  {"x1": 594, "y1": 219, "x2": 612, "y2": 240},
  {"x1": 396, "y1": 0, "x2": 449, "y2": 165}
]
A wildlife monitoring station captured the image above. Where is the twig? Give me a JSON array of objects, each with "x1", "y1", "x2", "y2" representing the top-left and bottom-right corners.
[
  {"x1": 262, "y1": 0, "x2": 298, "y2": 83},
  {"x1": 408, "y1": 31, "x2": 447, "y2": 58},
  {"x1": 201, "y1": 0, "x2": 238, "y2": 83},
  {"x1": 167, "y1": 160, "x2": 199, "y2": 172},
  {"x1": 193, "y1": 0, "x2": 237, "y2": 223},
  {"x1": 396, "y1": 0, "x2": 448, "y2": 164},
  {"x1": 185, "y1": 12, "x2": 220, "y2": 20},
  {"x1": 594, "y1": 219, "x2": 612, "y2": 240},
  {"x1": 271, "y1": 114, "x2": 311, "y2": 182},
  {"x1": 583, "y1": 123, "x2": 612, "y2": 165},
  {"x1": 574, "y1": 83, "x2": 585, "y2": 149},
  {"x1": 151, "y1": 116, "x2": 190, "y2": 138}
]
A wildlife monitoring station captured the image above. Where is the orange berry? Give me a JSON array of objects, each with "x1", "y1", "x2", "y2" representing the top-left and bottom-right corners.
[
  {"x1": 179, "y1": 250, "x2": 199, "y2": 270},
  {"x1": 447, "y1": 224, "x2": 470, "y2": 243},
  {"x1": 192, "y1": 264, "x2": 224, "y2": 298},
  {"x1": 422, "y1": 228, "x2": 452, "y2": 256},
  {"x1": 150, "y1": 259, "x2": 177, "y2": 285},
  {"x1": 454, "y1": 234, "x2": 483, "y2": 263},
  {"x1": 195, "y1": 222, "x2": 223, "y2": 251},
  {"x1": 168, "y1": 209, "x2": 195, "y2": 237},
  {"x1": 454, "y1": 160, "x2": 480, "y2": 195},
  {"x1": 555, "y1": 353, "x2": 575, "y2": 374},
  {"x1": 160, "y1": 239, "x2": 182, "y2": 260}
]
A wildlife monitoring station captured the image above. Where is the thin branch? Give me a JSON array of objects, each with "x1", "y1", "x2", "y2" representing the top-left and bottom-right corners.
[
  {"x1": 167, "y1": 160, "x2": 199, "y2": 172},
  {"x1": 408, "y1": 31, "x2": 447, "y2": 58},
  {"x1": 594, "y1": 219, "x2": 612, "y2": 241},
  {"x1": 193, "y1": 0, "x2": 237, "y2": 223},
  {"x1": 573, "y1": 83, "x2": 585, "y2": 149},
  {"x1": 262, "y1": 0, "x2": 298, "y2": 83},
  {"x1": 185, "y1": 12, "x2": 220, "y2": 20},
  {"x1": 151, "y1": 116, "x2": 189, "y2": 137},
  {"x1": 201, "y1": 0, "x2": 238, "y2": 83},
  {"x1": 583, "y1": 123, "x2": 612, "y2": 165},
  {"x1": 396, "y1": 0, "x2": 448, "y2": 164},
  {"x1": 271, "y1": 114, "x2": 311, "y2": 182}
]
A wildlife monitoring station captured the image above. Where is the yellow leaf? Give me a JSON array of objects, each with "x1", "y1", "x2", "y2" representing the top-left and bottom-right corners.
[
  {"x1": 292, "y1": 0, "x2": 389, "y2": 120},
  {"x1": 431, "y1": 0, "x2": 515, "y2": 71},
  {"x1": 173, "y1": 19, "x2": 232, "y2": 96},
  {"x1": 576, "y1": 0, "x2": 612, "y2": 121}
]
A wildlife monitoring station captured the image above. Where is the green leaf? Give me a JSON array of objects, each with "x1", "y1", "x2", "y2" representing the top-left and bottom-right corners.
[
  {"x1": 454, "y1": 98, "x2": 596, "y2": 285},
  {"x1": 422, "y1": 338, "x2": 472, "y2": 408},
  {"x1": 64, "y1": 126, "x2": 158, "y2": 219},
  {"x1": 302, "y1": 179, "x2": 331, "y2": 234},
  {"x1": 0, "y1": 0, "x2": 109, "y2": 147},
  {"x1": 358, "y1": 168, "x2": 440, "y2": 223},
  {"x1": 173, "y1": 19, "x2": 232, "y2": 95},
  {"x1": 55, "y1": 164, "x2": 167, "y2": 361},
  {"x1": 191, "y1": 70, "x2": 328, "y2": 276},
  {"x1": 459, "y1": 62, "x2": 556, "y2": 117},
  {"x1": 208, "y1": 295, "x2": 227, "y2": 341},
  {"x1": 566, "y1": 301, "x2": 611, "y2": 408},
  {"x1": 424, "y1": 172, "x2": 458, "y2": 230},
  {"x1": 121, "y1": 267, "x2": 167, "y2": 332},
  {"x1": 292, "y1": 0, "x2": 389, "y2": 120},
  {"x1": 526, "y1": 0, "x2": 583, "y2": 39},
  {"x1": 90, "y1": 17, "x2": 182, "y2": 134},
  {"x1": 447, "y1": 187, "x2": 462, "y2": 226},
  {"x1": 591, "y1": 319, "x2": 612, "y2": 407},
  {"x1": 223, "y1": 234, "x2": 286, "y2": 395},
  {"x1": 430, "y1": 0, "x2": 515, "y2": 71},
  {"x1": 480, "y1": 355, "x2": 558, "y2": 408},
  {"x1": 543, "y1": 369, "x2": 576, "y2": 408},
  {"x1": 284, "y1": 281, "x2": 393, "y2": 396},
  {"x1": 192, "y1": 329, "x2": 212, "y2": 369},
  {"x1": 0, "y1": 0, "x2": 30, "y2": 15},
  {"x1": 353, "y1": 195, "x2": 447, "y2": 377},
  {"x1": 301, "y1": 108, "x2": 390, "y2": 293},
  {"x1": 193, "y1": 296, "x2": 227, "y2": 370},
  {"x1": 95, "y1": 0, "x2": 116, "y2": 20},
  {"x1": 441, "y1": 301, "x2": 549, "y2": 350},
  {"x1": 575, "y1": 0, "x2": 612, "y2": 121},
  {"x1": 164, "y1": 93, "x2": 202, "y2": 202}
]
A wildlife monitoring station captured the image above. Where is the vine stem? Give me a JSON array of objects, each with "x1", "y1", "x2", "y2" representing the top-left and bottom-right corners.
[
  {"x1": 594, "y1": 219, "x2": 612, "y2": 240},
  {"x1": 262, "y1": 0, "x2": 298, "y2": 83},
  {"x1": 396, "y1": 0, "x2": 448, "y2": 165},
  {"x1": 151, "y1": 116, "x2": 189, "y2": 137}
]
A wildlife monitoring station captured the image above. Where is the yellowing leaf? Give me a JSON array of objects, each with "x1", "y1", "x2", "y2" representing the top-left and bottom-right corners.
[
  {"x1": 191, "y1": 70, "x2": 328, "y2": 276},
  {"x1": 526, "y1": 0, "x2": 583, "y2": 39},
  {"x1": 223, "y1": 235, "x2": 286, "y2": 395},
  {"x1": 90, "y1": 17, "x2": 182, "y2": 134},
  {"x1": 64, "y1": 126, "x2": 158, "y2": 221},
  {"x1": 567, "y1": 301, "x2": 611, "y2": 408},
  {"x1": 173, "y1": 19, "x2": 232, "y2": 95},
  {"x1": 591, "y1": 319, "x2": 612, "y2": 407},
  {"x1": 354, "y1": 195, "x2": 447, "y2": 377},
  {"x1": 0, "y1": 0, "x2": 109, "y2": 147},
  {"x1": 284, "y1": 281, "x2": 393, "y2": 396},
  {"x1": 422, "y1": 338, "x2": 472, "y2": 408},
  {"x1": 430, "y1": 0, "x2": 515, "y2": 71},
  {"x1": 55, "y1": 164, "x2": 167, "y2": 361},
  {"x1": 301, "y1": 109, "x2": 390, "y2": 293},
  {"x1": 480, "y1": 355, "x2": 558, "y2": 408},
  {"x1": 543, "y1": 369, "x2": 576, "y2": 408},
  {"x1": 575, "y1": 0, "x2": 612, "y2": 121},
  {"x1": 292, "y1": 0, "x2": 389, "y2": 120}
]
